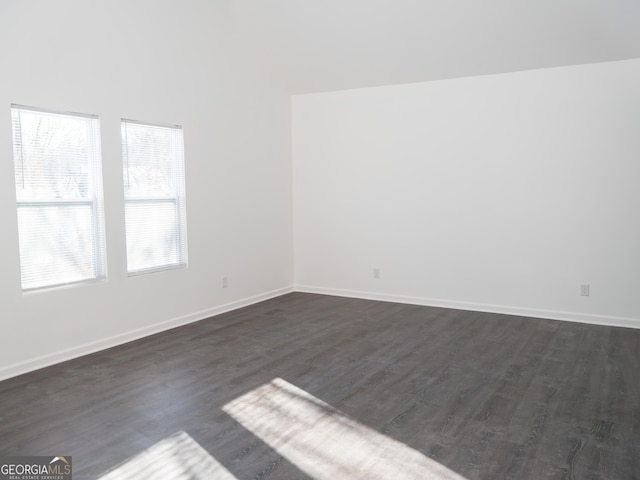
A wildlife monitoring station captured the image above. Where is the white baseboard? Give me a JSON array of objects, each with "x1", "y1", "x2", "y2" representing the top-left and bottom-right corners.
[
  {"x1": 0, "y1": 286, "x2": 294, "y2": 382},
  {"x1": 294, "y1": 285, "x2": 640, "y2": 330},
  {"x1": 3, "y1": 284, "x2": 637, "y2": 381}
]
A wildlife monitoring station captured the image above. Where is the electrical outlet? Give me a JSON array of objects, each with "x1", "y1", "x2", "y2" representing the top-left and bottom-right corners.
[
  {"x1": 373, "y1": 268, "x2": 380, "y2": 279},
  {"x1": 580, "y1": 284, "x2": 590, "y2": 296},
  {"x1": 222, "y1": 276, "x2": 228, "y2": 288}
]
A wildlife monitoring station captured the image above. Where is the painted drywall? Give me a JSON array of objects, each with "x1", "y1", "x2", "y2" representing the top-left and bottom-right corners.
[
  {"x1": 0, "y1": 0, "x2": 293, "y2": 379},
  {"x1": 233, "y1": 0, "x2": 640, "y2": 94},
  {"x1": 293, "y1": 59, "x2": 640, "y2": 327}
]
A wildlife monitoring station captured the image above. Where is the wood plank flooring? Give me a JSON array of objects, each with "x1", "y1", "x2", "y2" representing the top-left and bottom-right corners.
[{"x1": 0, "y1": 293, "x2": 638, "y2": 479}]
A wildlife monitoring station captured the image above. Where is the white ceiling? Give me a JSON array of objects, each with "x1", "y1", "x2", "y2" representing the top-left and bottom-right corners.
[{"x1": 233, "y1": 0, "x2": 640, "y2": 94}]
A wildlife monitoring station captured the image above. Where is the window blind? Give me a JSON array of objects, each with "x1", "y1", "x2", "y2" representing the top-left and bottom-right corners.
[
  {"x1": 11, "y1": 105, "x2": 106, "y2": 291},
  {"x1": 121, "y1": 120, "x2": 188, "y2": 274}
]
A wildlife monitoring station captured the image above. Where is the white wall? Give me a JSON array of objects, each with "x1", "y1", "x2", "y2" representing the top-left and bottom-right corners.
[
  {"x1": 0, "y1": 0, "x2": 293, "y2": 379},
  {"x1": 1, "y1": 3, "x2": 638, "y2": 381},
  {"x1": 293, "y1": 59, "x2": 640, "y2": 328}
]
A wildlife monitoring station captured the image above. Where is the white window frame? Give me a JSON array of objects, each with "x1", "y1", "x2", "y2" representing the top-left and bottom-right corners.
[
  {"x1": 11, "y1": 104, "x2": 107, "y2": 292},
  {"x1": 121, "y1": 119, "x2": 188, "y2": 275}
]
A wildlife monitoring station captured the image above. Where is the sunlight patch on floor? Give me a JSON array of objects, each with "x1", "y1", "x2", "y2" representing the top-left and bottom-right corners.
[
  {"x1": 98, "y1": 430, "x2": 237, "y2": 480},
  {"x1": 223, "y1": 377, "x2": 467, "y2": 480}
]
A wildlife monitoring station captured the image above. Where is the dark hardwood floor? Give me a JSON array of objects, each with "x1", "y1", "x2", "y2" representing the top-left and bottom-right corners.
[{"x1": 1, "y1": 293, "x2": 638, "y2": 479}]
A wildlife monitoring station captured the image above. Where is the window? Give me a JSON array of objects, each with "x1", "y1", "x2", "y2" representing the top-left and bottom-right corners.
[
  {"x1": 11, "y1": 105, "x2": 106, "y2": 291},
  {"x1": 121, "y1": 120, "x2": 188, "y2": 274}
]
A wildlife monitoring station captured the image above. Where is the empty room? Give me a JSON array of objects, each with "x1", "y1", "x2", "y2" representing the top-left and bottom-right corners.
[{"x1": 1, "y1": 1, "x2": 639, "y2": 479}]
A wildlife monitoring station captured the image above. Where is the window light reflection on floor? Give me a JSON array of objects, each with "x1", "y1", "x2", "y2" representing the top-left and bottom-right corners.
[
  {"x1": 223, "y1": 377, "x2": 467, "y2": 480},
  {"x1": 98, "y1": 430, "x2": 237, "y2": 480}
]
